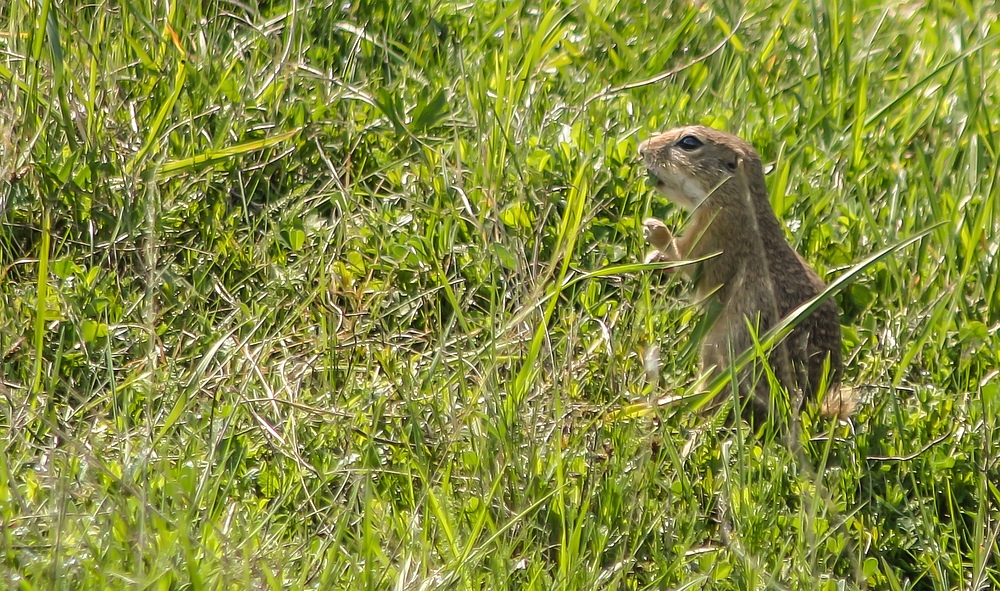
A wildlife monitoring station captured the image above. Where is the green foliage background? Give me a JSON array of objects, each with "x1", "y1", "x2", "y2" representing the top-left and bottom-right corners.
[{"x1": 1, "y1": 0, "x2": 998, "y2": 589}]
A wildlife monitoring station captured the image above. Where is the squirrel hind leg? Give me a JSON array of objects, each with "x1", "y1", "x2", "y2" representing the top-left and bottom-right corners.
[{"x1": 819, "y1": 386, "x2": 858, "y2": 420}]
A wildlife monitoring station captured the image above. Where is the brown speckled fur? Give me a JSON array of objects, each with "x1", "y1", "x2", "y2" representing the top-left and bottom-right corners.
[{"x1": 640, "y1": 125, "x2": 844, "y2": 424}]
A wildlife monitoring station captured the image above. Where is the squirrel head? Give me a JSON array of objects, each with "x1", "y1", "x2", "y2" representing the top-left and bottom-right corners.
[{"x1": 639, "y1": 125, "x2": 763, "y2": 210}]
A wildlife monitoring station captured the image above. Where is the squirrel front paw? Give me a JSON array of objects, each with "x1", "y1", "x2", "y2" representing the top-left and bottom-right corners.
[
  {"x1": 642, "y1": 218, "x2": 672, "y2": 251},
  {"x1": 642, "y1": 218, "x2": 675, "y2": 265},
  {"x1": 644, "y1": 249, "x2": 671, "y2": 264}
]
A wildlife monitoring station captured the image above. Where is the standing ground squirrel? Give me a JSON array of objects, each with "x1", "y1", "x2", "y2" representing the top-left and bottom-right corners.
[{"x1": 639, "y1": 125, "x2": 850, "y2": 423}]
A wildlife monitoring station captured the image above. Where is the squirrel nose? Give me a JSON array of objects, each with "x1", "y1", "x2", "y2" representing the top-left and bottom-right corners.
[{"x1": 638, "y1": 139, "x2": 650, "y2": 156}]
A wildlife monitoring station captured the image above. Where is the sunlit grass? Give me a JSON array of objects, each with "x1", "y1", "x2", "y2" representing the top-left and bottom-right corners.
[{"x1": 1, "y1": 1, "x2": 998, "y2": 589}]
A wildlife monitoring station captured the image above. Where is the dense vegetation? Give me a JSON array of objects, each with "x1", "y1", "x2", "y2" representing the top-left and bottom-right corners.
[{"x1": 1, "y1": 0, "x2": 998, "y2": 588}]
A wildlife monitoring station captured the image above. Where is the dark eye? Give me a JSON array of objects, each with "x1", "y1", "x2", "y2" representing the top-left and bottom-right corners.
[{"x1": 676, "y1": 135, "x2": 703, "y2": 150}]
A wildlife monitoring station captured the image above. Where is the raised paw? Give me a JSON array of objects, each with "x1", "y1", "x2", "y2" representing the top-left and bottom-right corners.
[
  {"x1": 642, "y1": 218, "x2": 672, "y2": 251},
  {"x1": 642, "y1": 218, "x2": 679, "y2": 268}
]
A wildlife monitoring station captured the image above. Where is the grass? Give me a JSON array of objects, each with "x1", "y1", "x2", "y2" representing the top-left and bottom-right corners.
[{"x1": 1, "y1": 0, "x2": 998, "y2": 589}]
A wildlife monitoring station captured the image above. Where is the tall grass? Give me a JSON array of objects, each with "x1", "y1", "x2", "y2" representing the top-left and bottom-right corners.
[{"x1": 1, "y1": 0, "x2": 997, "y2": 589}]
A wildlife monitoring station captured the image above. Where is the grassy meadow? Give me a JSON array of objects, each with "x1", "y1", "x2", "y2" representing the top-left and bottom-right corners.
[{"x1": 2, "y1": 0, "x2": 999, "y2": 588}]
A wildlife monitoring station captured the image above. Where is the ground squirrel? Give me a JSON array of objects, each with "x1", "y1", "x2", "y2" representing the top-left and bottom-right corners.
[{"x1": 639, "y1": 125, "x2": 849, "y2": 423}]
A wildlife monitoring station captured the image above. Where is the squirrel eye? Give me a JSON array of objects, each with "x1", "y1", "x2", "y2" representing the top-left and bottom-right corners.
[{"x1": 676, "y1": 135, "x2": 703, "y2": 150}]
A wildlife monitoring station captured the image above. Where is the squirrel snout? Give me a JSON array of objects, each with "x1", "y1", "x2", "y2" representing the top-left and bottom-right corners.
[{"x1": 638, "y1": 139, "x2": 651, "y2": 157}]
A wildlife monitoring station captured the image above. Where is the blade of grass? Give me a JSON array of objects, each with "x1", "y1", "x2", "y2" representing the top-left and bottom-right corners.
[
  {"x1": 30, "y1": 204, "x2": 50, "y2": 398},
  {"x1": 155, "y1": 128, "x2": 302, "y2": 179},
  {"x1": 512, "y1": 157, "x2": 589, "y2": 402}
]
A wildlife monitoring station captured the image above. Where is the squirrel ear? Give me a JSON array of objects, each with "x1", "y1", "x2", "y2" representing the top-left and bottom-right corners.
[{"x1": 726, "y1": 153, "x2": 739, "y2": 171}]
